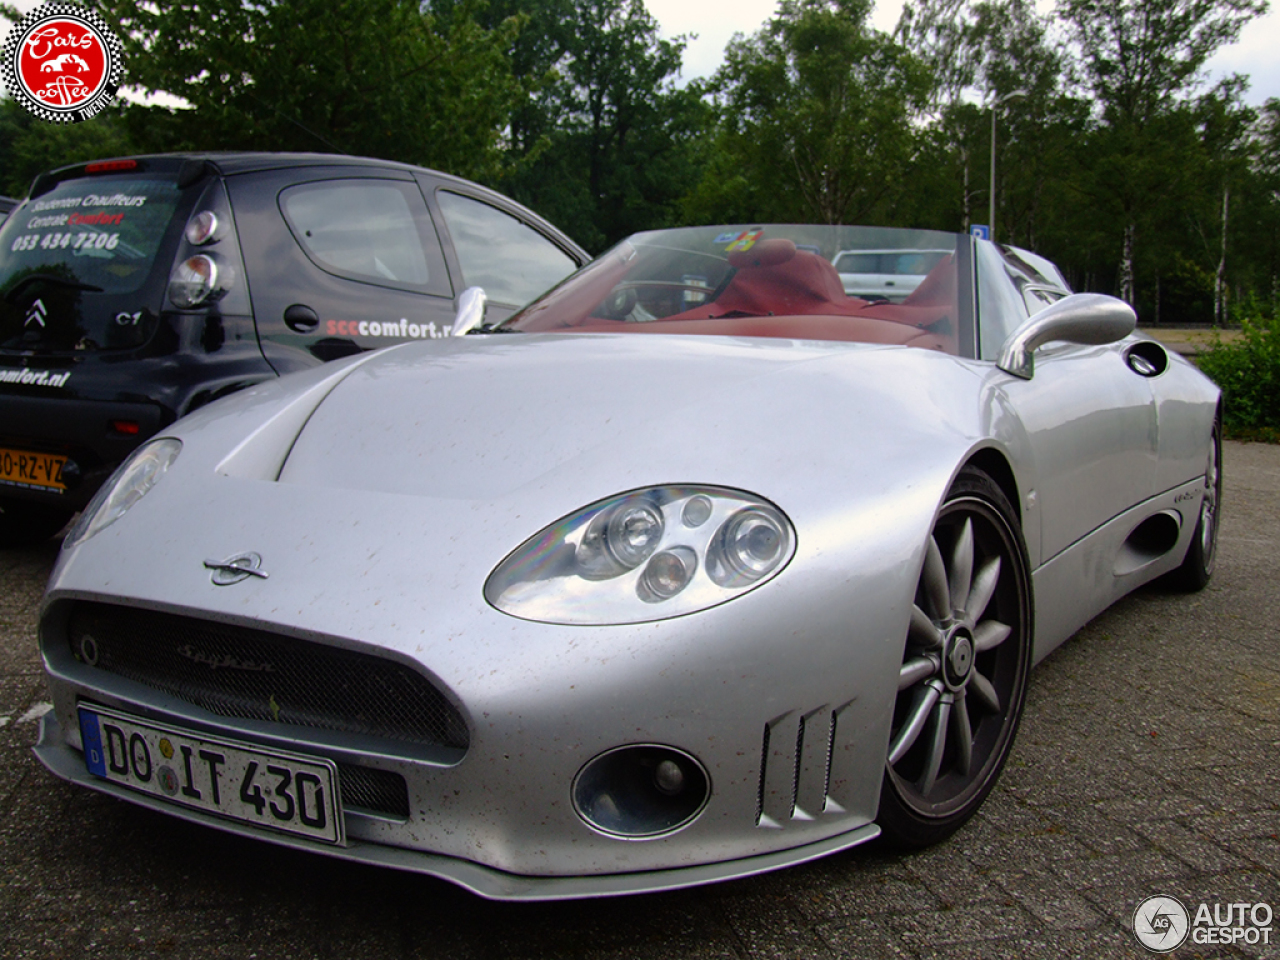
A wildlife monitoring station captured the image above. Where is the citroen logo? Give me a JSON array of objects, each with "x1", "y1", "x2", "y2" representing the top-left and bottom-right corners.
[
  {"x1": 25, "y1": 299, "x2": 47, "y2": 328},
  {"x1": 204, "y1": 552, "x2": 269, "y2": 585}
]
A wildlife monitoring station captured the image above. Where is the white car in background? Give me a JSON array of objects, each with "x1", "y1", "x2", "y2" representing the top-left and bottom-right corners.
[{"x1": 833, "y1": 248, "x2": 953, "y2": 301}]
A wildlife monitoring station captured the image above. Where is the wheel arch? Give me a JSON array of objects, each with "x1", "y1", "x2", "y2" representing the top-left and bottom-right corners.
[{"x1": 964, "y1": 447, "x2": 1021, "y2": 524}]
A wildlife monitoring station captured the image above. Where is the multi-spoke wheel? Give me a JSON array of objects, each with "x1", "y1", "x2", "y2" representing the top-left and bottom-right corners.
[
  {"x1": 1166, "y1": 414, "x2": 1222, "y2": 592},
  {"x1": 877, "y1": 466, "x2": 1032, "y2": 848}
]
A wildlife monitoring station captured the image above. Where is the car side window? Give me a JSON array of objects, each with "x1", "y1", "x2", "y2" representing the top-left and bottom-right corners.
[
  {"x1": 436, "y1": 191, "x2": 578, "y2": 306},
  {"x1": 280, "y1": 180, "x2": 436, "y2": 289}
]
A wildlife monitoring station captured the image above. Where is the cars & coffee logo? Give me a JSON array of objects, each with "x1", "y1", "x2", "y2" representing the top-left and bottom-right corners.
[
  {"x1": 1, "y1": 3, "x2": 123, "y2": 123},
  {"x1": 1134, "y1": 895, "x2": 1190, "y2": 952},
  {"x1": 1134, "y1": 895, "x2": 1274, "y2": 951}
]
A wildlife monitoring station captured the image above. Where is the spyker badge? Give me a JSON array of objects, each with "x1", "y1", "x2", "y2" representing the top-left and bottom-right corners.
[{"x1": 204, "y1": 552, "x2": 269, "y2": 585}]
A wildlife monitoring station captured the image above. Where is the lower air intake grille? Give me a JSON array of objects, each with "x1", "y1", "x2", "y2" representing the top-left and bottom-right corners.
[
  {"x1": 337, "y1": 764, "x2": 411, "y2": 819},
  {"x1": 66, "y1": 602, "x2": 469, "y2": 751}
]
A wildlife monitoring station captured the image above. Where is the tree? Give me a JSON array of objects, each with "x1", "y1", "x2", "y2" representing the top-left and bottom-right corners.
[
  {"x1": 485, "y1": 0, "x2": 707, "y2": 251},
  {"x1": 0, "y1": 97, "x2": 140, "y2": 196},
  {"x1": 688, "y1": 0, "x2": 930, "y2": 226},
  {"x1": 89, "y1": 0, "x2": 523, "y2": 181},
  {"x1": 1059, "y1": 0, "x2": 1267, "y2": 305}
]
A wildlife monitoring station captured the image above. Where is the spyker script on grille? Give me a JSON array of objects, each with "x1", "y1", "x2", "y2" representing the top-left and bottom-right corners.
[{"x1": 176, "y1": 644, "x2": 275, "y2": 673}]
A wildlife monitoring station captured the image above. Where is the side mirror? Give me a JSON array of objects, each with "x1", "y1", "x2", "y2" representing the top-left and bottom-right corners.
[
  {"x1": 997, "y1": 293, "x2": 1136, "y2": 380},
  {"x1": 451, "y1": 286, "x2": 487, "y2": 337}
]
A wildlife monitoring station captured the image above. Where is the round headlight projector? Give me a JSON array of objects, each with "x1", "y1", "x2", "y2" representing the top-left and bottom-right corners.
[{"x1": 573, "y1": 745, "x2": 710, "y2": 839}]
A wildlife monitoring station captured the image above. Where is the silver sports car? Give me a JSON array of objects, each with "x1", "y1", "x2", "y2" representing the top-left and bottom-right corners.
[{"x1": 35, "y1": 224, "x2": 1221, "y2": 900}]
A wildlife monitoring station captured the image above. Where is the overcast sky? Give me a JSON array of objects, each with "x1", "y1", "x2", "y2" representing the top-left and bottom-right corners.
[
  {"x1": 648, "y1": 0, "x2": 1279, "y2": 105},
  {"x1": 3, "y1": 0, "x2": 1278, "y2": 105}
]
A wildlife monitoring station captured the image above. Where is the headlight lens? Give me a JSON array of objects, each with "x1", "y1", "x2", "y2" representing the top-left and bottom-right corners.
[
  {"x1": 64, "y1": 438, "x2": 181, "y2": 547},
  {"x1": 485, "y1": 486, "x2": 794, "y2": 624}
]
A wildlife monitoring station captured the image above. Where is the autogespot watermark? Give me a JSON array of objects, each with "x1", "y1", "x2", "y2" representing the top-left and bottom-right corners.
[{"x1": 1133, "y1": 895, "x2": 1274, "y2": 952}]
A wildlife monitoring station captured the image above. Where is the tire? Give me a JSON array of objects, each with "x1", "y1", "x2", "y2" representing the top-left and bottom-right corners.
[
  {"x1": 877, "y1": 466, "x2": 1032, "y2": 848},
  {"x1": 1164, "y1": 415, "x2": 1222, "y2": 593},
  {"x1": 0, "y1": 497, "x2": 74, "y2": 548}
]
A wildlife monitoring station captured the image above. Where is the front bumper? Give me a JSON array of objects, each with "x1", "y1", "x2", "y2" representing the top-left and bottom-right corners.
[{"x1": 34, "y1": 708, "x2": 880, "y2": 900}]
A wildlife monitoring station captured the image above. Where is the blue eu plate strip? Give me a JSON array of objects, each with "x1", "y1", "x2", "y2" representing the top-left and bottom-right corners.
[{"x1": 78, "y1": 709, "x2": 107, "y2": 777}]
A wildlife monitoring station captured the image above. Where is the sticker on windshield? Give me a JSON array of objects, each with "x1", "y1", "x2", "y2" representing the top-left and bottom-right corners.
[
  {"x1": 1, "y1": 3, "x2": 124, "y2": 123},
  {"x1": 724, "y1": 229, "x2": 763, "y2": 253}
]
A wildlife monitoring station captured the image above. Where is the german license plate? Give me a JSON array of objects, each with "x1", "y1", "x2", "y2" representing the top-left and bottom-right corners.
[
  {"x1": 78, "y1": 705, "x2": 344, "y2": 845},
  {"x1": 0, "y1": 446, "x2": 67, "y2": 492}
]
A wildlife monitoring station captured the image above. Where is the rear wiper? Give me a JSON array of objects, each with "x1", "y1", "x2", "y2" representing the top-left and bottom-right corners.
[{"x1": 4, "y1": 274, "x2": 104, "y2": 303}]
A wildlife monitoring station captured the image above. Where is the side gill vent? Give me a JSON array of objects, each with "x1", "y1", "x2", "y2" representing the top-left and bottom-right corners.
[{"x1": 756, "y1": 702, "x2": 853, "y2": 828}]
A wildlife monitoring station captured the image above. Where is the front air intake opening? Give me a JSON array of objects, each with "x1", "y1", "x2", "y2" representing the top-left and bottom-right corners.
[{"x1": 61, "y1": 601, "x2": 469, "y2": 753}]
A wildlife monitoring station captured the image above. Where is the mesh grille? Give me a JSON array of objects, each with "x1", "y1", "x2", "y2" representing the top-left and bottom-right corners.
[
  {"x1": 337, "y1": 764, "x2": 410, "y2": 819},
  {"x1": 66, "y1": 602, "x2": 468, "y2": 750}
]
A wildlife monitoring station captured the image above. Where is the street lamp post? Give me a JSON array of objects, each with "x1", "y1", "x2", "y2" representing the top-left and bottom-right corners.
[{"x1": 989, "y1": 90, "x2": 1028, "y2": 244}]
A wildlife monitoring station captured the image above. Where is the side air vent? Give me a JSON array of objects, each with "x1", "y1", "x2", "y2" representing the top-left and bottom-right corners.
[
  {"x1": 1115, "y1": 511, "x2": 1181, "y2": 576},
  {"x1": 756, "y1": 701, "x2": 855, "y2": 828}
]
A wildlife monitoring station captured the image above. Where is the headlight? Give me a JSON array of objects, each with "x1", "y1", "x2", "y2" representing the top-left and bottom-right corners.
[
  {"x1": 485, "y1": 486, "x2": 795, "y2": 625},
  {"x1": 64, "y1": 439, "x2": 181, "y2": 547}
]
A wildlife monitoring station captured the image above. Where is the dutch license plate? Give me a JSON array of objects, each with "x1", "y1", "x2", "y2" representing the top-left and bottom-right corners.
[
  {"x1": 0, "y1": 446, "x2": 67, "y2": 492},
  {"x1": 78, "y1": 705, "x2": 344, "y2": 845}
]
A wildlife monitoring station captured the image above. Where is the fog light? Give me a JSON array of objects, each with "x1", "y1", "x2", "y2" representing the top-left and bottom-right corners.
[
  {"x1": 573, "y1": 745, "x2": 710, "y2": 838},
  {"x1": 653, "y1": 759, "x2": 685, "y2": 796}
]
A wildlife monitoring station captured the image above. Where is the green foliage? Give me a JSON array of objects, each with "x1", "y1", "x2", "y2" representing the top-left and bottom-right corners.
[
  {"x1": 1197, "y1": 306, "x2": 1280, "y2": 433},
  {"x1": 0, "y1": 0, "x2": 1278, "y2": 313},
  {"x1": 689, "y1": 0, "x2": 930, "y2": 226},
  {"x1": 0, "y1": 98, "x2": 140, "y2": 197},
  {"x1": 91, "y1": 0, "x2": 524, "y2": 181},
  {"x1": 490, "y1": 0, "x2": 708, "y2": 252}
]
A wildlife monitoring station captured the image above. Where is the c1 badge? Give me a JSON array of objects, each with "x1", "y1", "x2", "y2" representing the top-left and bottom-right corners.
[{"x1": 1, "y1": 3, "x2": 124, "y2": 123}]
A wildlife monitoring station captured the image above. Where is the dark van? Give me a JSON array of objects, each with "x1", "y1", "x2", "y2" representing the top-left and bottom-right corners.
[{"x1": 0, "y1": 154, "x2": 588, "y2": 545}]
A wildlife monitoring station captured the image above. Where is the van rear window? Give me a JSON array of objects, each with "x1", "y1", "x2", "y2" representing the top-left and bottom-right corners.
[{"x1": 1, "y1": 176, "x2": 181, "y2": 297}]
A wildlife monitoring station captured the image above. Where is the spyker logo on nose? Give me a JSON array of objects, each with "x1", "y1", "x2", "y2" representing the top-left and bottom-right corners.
[{"x1": 204, "y1": 552, "x2": 269, "y2": 585}]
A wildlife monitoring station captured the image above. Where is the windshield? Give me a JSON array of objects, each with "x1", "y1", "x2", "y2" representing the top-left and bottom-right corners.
[
  {"x1": 506, "y1": 225, "x2": 967, "y2": 355},
  {"x1": 0, "y1": 174, "x2": 186, "y2": 352}
]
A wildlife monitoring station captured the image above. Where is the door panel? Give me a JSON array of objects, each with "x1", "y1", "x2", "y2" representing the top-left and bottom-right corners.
[
  {"x1": 227, "y1": 169, "x2": 455, "y2": 374},
  {"x1": 1004, "y1": 343, "x2": 1158, "y2": 564}
]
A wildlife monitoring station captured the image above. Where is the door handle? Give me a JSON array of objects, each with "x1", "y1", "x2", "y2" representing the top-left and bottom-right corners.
[{"x1": 283, "y1": 304, "x2": 319, "y2": 332}]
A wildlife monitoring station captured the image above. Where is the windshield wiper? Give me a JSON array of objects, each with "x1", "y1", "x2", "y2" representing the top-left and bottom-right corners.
[{"x1": 4, "y1": 274, "x2": 104, "y2": 303}]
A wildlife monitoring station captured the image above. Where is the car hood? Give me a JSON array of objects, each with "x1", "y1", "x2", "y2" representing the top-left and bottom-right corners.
[{"x1": 257, "y1": 333, "x2": 985, "y2": 503}]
